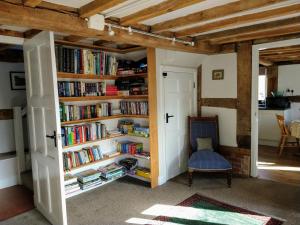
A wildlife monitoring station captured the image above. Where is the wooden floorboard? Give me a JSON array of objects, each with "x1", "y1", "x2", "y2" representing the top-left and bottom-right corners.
[{"x1": 258, "y1": 145, "x2": 300, "y2": 187}]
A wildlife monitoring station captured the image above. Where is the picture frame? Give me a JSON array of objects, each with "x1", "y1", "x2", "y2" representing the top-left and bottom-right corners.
[
  {"x1": 10, "y1": 71, "x2": 26, "y2": 90},
  {"x1": 212, "y1": 69, "x2": 224, "y2": 80}
]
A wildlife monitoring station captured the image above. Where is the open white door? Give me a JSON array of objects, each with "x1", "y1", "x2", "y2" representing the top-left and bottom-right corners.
[
  {"x1": 163, "y1": 67, "x2": 197, "y2": 180},
  {"x1": 23, "y1": 31, "x2": 67, "y2": 225}
]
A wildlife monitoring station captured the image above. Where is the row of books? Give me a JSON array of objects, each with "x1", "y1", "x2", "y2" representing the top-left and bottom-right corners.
[
  {"x1": 76, "y1": 169, "x2": 102, "y2": 190},
  {"x1": 117, "y1": 141, "x2": 143, "y2": 155},
  {"x1": 97, "y1": 163, "x2": 124, "y2": 180},
  {"x1": 120, "y1": 101, "x2": 148, "y2": 115},
  {"x1": 64, "y1": 174, "x2": 80, "y2": 195},
  {"x1": 55, "y1": 45, "x2": 118, "y2": 75},
  {"x1": 63, "y1": 145, "x2": 104, "y2": 171},
  {"x1": 60, "y1": 103, "x2": 112, "y2": 122},
  {"x1": 58, "y1": 81, "x2": 105, "y2": 97},
  {"x1": 61, "y1": 123, "x2": 107, "y2": 147}
]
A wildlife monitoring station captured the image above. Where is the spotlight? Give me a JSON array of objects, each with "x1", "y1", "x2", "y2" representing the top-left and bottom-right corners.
[
  {"x1": 128, "y1": 26, "x2": 133, "y2": 35},
  {"x1": 108, "y1": 25, "x2": 115, "y2": 36}
]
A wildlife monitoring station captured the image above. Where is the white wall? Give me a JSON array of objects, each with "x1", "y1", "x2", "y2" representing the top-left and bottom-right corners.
[
  {"x1": 278, "y1": 64, "x2": 300, "y2": 95},
  {"x1": 0, "y1": 62, "x2": 26, "y2": 154},
  {"x1": 201, "y1": 53, "x2": 238, "y2": 147},
  {"x1": 155, "y1": 49, "x2": 206, "y2": 185},
  {"x1": 278, "y1": 64, "x2": 300, "y2": 121}
]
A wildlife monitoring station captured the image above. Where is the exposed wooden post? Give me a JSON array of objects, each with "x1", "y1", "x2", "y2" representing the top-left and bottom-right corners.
[
  {"x1": 237, "y1": 41, "x2": 252, "y2": 148},
  {"x1": 147, "y1": 48, "x2": 159, "y2": 188},
  {"x1": 197, "y1": 65, "x2": 202, "y2": 116},
  {"x1": 266, "y1": 65, "x2": 278, "y2": 97}
]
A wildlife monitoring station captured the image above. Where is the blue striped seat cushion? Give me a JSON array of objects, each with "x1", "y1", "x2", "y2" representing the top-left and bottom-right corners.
[{"x1": 188, "y1": 149, "x2": 232, "y2": 170}]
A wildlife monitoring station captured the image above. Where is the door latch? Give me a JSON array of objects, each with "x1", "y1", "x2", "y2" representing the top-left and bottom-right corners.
[
  {"x1": 46, "y1": 130, "x2": 57, "y2": 147},
  {"x1": 166, "y1": 113, "x2": 174, "y2": 123}
]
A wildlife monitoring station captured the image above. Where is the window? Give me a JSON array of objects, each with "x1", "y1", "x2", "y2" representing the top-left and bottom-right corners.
[{"x1": 258, "y1": 75, "x2": 267, "y2": 101}]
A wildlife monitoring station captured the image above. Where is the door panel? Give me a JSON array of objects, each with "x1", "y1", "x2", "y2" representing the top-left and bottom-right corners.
[
  {"x1": 163, "y1": 70, "x2": 196, "y2": 180},
  {"x1": 24, "y1": 31, "x2": 67, "y2": 225}
]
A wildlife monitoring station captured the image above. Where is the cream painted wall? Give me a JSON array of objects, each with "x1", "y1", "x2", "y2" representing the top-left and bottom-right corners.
[
  {"x1": 201, "y1": 53, "x2": 238, "y2": 147},
  {"x1": 278, "y1": 64, "x2": 300, "y2": 95}
]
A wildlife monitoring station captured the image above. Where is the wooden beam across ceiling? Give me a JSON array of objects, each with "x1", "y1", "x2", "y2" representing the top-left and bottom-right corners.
[
  {"x1": 151, "y1": 0, "x2": 288, "y2": 33},
  {"x1": 196, "y1": 16, "x2": 300, "y2": 45},
  {"x1": 23, "y1": 0, "x2": 42, "y2": 7},
  {"x1": 121, "y1": 0, "x2": 205, "y2": 26},
  {"x1": 80, "y1": 0, "x2": 127, "y2": 18},
  {"x1": 0, "y1": 28, "x2": 23, "y2": 38},
  {"x1": 175, "y1": 4, "x2": 300, "y2": 37},
  {"x1": 0, "y1": 1, "x2": 218, "y2": 54},
  {"x1": 64, "y1": 35, "x2": 86, "y2": 42}
]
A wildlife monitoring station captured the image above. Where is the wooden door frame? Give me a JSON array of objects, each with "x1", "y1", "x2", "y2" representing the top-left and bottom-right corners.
[
  {"x1": 158, "y1": 65, "x2": 197, "y2": 184},
  {"x1": 251, "y1": 38, "x2": 300, "y2": 177}
]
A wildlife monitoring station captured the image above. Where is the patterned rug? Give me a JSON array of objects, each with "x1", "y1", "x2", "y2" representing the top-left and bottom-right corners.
[{"x1": 154, "y1": 194, "x2": 284, "y2": 225}]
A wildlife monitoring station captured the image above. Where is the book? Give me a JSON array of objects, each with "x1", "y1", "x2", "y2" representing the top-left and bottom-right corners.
[
  {"x1": 64, "y1": 174, "x2": 77, "y2": 185},
  {"x1": 76, "y1": 169, "x2": 101, "y2": 183},
  {"x1": 116, "y1": 141, "x2": 143, "y2": 154},
  {"x1": 120, "y1": 101, "x2": 148, "y2": 115}
]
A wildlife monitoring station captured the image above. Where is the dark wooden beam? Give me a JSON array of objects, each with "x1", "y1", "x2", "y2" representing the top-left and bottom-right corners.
[
  {"x1": 151, "y1": 0, "x2": 288, "y2": 33},
  {"x1": 200, "y1": 98, "x2": 237, "y2": 109},
  {"x1": 23, "y1": 29, "x2": 41, "y2": 38},
  {"x1": 175, "y1": 4, "x2": 300, "y2": 37},
  {"x1": 64, "y1": 35, "x2": 86, "y2": 42},
  {"x1": 266, "y1": 65, "x2": 278, "y2": 97},
  {"x1": 237, "y1": 42, "x2": 252, "y2": 149},
  {"x1": 0, "y1": 1, "x2": 218, "y2": 54},
  {"x1": 0, "y1": 28, "x2": 24, "y2": 38},
  {"x1": 121, "y1": 0, "x2": 204, "y2": 26}
]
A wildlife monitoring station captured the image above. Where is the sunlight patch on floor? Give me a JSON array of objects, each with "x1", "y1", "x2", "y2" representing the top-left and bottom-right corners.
[
  {"x1": 126, "y1": 217, "x2": 183, "y2": 225},
  {"x1": 257, "y1": 165, "x2": 300, "y2": 172}
]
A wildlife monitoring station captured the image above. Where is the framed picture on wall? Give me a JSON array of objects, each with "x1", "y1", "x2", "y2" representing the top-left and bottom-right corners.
[
  {"x1": 10, "y1": 71, "x2": 26, "y2": 90},
  {"x1": 212, "y1": 69, "x2": 224, "y2": 80}
]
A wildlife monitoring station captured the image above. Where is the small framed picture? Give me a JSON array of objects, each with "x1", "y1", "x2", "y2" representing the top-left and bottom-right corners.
[
  {"x1": 10, "y1": 71, "x2": 26, "y2": 90},
  {"x1": 212, "y1": 69, "x2": 224, "y2": 80}
]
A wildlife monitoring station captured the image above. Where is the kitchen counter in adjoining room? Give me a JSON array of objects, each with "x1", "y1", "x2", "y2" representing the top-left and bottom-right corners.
[{"x1": 258, "y1": 108, "x2": 291, "y2": 147}]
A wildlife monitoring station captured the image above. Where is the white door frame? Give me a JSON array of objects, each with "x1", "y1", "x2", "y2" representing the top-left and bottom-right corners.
[
  {"x1": 251, "y1": 38, "x2": 300, "y2": 177},
  {"x1": 157, "y1": 65, "x2": 197, "y2": 184}
]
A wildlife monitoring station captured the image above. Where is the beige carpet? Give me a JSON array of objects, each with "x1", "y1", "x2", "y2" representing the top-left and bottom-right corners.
[{"x1": 1, "y1": 175, "x2": 300, "y2": 225}]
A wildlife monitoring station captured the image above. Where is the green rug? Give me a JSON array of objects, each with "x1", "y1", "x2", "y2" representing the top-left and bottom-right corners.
[{"x1": 154, "y1": 194, "x2": 284, "y2": 225}]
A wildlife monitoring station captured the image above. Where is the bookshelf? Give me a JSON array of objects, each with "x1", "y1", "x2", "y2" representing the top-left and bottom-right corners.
[{"x1": 55, "y1": 42, "x2": 158, "y2": 198}]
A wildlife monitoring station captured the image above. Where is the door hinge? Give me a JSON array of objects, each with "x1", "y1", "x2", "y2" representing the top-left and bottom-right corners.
[{"x1": 163, "y1": 72, "x2": 167, "y2": 78}]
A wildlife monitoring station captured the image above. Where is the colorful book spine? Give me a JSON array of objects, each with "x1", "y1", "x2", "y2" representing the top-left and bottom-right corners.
[{"x1": 120, "y1": 101, "x2": 148, "y2": 115}]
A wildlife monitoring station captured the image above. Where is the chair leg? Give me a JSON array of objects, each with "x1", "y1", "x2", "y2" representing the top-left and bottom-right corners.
[
  {"x1": 227, "y1": 170, "x2": 232, "y2": 188},
  {"x1": 279, "y1": 136, "x2": 286, "y2": 156},
  {"x1": 188, "y1": 171, "x2": 193, "y2": 187}
]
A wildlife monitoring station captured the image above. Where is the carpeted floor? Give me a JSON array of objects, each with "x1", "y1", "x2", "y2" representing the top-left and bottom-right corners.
[{"x1": 1, "y1": 175, "x2": 300, "y2": 225}]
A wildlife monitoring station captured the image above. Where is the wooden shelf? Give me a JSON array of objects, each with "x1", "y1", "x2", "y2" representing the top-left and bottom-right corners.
[
  {"x1": 57, "y1": 72, "x2": 147, "y2": 80},
  {"x1": 59, "y1": 95, "x2": 148, "y2": 102},
  {"x1": 64, "y1": 153, "x2": 124, "y2": 174},
  {"x1": 61, "y1": 114, "x2": 149, "y2": 125},
  {"x1": 62, "y1": 134, "x2": 125, "y2": 149}
]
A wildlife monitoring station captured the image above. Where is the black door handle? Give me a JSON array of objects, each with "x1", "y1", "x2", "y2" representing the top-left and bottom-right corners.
[
  {"x1": 46, "y1": 130, "x2": 57, "y2": 147},
  {"x1": 166, "y1": 113, "x2": 174, "y2": 123}
]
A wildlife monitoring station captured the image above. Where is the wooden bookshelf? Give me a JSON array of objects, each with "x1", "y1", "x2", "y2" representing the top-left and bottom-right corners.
[
  {"x1": 64, "y1": 153, "x2": 124, "y2": 174},
  {"x1": 61, "y1": 114, "x2": 149, "y2": 125},
  {"x1": 62, "y1": 134, "x2": 125, "y2": 149},
  {"x1": 59, "y1": 95, "x2": 148, "y2": 102},
  {"x1": 57, "y1": 72, "x2": 148, "y2": 80}
]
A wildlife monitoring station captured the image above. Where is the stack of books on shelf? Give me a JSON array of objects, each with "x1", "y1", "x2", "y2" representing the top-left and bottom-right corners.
[
  {"x1": 60, "y1": 103, "x2": 112, "y2": 122},
  {"x1": 76, "y1": 169, "x2": 102, "y2": 190},
  {"x1": 134, "y1": 152, "x2": 150, "y2": 160},
  {"x1": 129, "y1": 126, "x2": 149, "y2": 138},
  {"x1": 58, "y1": 81, "x2": 106, "y2": 97},
  {"x1": 55, "y1": 45, "x2": 118, "y2": 75},
  {"x1": 134, "y1": 167, "x2": 151, "y2": 179},
  {"x1": 63, "y1": 145, "x2": 104, "y2": 171},
  {"x1": 117, "y1": 141, "x2": 143, "y2": 155},
  {"x1": 105, "y1": 85, "x2": 118, "y2": 96},
  {"x1": 120, "y1": 101, "x2": 148, "y2": 115},
  {"x1": 98, "y1": 163, "x2": 124, "y2": 181},
  {"x1": 61, "y1": 122, "x2": 107, "y2": 147},
  {"x1": 64, "y1": 174, "x2": 80, "y2": 195}
]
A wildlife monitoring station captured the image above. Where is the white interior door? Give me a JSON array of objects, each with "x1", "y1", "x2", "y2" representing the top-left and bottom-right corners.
[
  {"x1": 23, "y1": 31, "x2": 67, "y2": 225},
  {"x1": 163, "y1": 68, "x2": 196, "y2": 180}
]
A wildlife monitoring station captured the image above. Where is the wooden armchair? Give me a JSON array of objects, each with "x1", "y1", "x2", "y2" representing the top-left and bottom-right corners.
[
  {"x1": 276, "y1": 114, "x2": 300, "y2": 156},
  {"x1": 187, "y1": 116, "x2": 232, "y2": 187}
]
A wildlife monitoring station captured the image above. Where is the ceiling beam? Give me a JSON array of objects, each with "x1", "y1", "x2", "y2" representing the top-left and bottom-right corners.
[
  {"x1": 175, "y1": 4, "x2": 300, "y2": 37},
  {"x1": 0, "y1": 1, "x2": 218, "y2": 54},
  {"x1": 260, "y1": 58, "x2": 273, "y2": 66},
  {"x1": 0, "y1": 28, "x2": 24, "y2": 38},
  {"x1": 121, "y1": 0, "x2": 204, "y2": 26},
  {"x1": 80, "y1": 0, "x2": 127, "y2": 18},
  {"x1": 23, "y1": 29, "x2": 41, "y2": 38},
  {"x1": 151, "y1": 0, "x2": 288, "y2": 33},
  {"x1": 64, "y1": 35, "x2": 86, "y2": 42},
  {"x1": 23, "y1": 0, "x2": 43, "y2": 7},
  {"x1": 196, "y1": 17, "x2": 300, "y2": 44}
]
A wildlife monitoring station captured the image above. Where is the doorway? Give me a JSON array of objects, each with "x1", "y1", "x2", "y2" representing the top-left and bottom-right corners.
[
  {"x1": 251, "y1": 38, "x2": 300, "y2": 186},
  {"x1": 161, "y1": 66, "x2": 197, "y2": 181}
]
